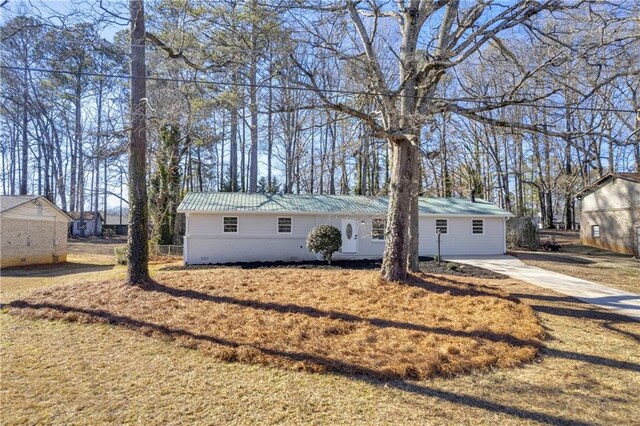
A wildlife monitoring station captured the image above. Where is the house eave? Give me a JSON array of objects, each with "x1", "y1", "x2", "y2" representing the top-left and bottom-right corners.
[
  {"x1": 0, "y1": 195, "x2": 72, "y2": 222},
  {"x1": 178, "y1": 209, "x2": 513, "y2": 218}
]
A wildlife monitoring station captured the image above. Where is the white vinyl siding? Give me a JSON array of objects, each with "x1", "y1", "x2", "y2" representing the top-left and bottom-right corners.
[
  {"x1": 372, "y1": 218, "x2": 385, "y2": 240},
  {"x1": 472, "y1": 219, "x2": 484, "y2": 235},
  {"x1": 223, "y1": 216, "x2": 238, "y2": 233},
  {"x1": 591, "y1": 225, "x2": 600, "y2": 238},
  {"x1": 184, "y1": 213, "x2": 508, "y2": 264},
  {"x1": 435, "y1": 219, "x2": 448, "y2": 234},
  {"x1": 278, "y1": 217, "x2": 292, "y2": 233},
  {"x1": 419, "y1": 217, "x2": 505, "y2": 256}
]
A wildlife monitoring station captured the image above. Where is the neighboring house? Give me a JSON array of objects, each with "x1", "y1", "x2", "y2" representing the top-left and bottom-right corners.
[
  {"x1": 177, "y1": 193, "x2": 513, "y2": 265},
  {"x1": 0, "y1": 195, "x2": 71, "y2": 268},
  {"x1": 68, "y1": 212, "x2": 103, "y2": 237},
  {"x1": 576, "y1": 172, "x2": 640, "y2": 256},
  {"x1": 104, "y1": 213, "x2": 129, "y2": 236}
]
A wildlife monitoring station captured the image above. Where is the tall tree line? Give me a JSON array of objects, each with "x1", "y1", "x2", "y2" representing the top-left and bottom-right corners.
[{"x1": 1, "y1": 0, "x2": 639, "y2": 278}]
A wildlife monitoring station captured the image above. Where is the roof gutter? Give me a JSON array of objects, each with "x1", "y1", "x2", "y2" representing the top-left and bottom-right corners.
[{"x1": 178, "y1": 209, "x2": 513, "y2": 217}]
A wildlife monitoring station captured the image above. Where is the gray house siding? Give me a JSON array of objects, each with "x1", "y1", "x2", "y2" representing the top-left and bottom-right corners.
[{"x1": 579, "y1": 177, "x2": 640, "y2": 255}]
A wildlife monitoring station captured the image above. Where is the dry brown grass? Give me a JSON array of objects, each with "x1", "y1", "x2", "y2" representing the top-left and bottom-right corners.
[
  {"x1": 2, "y1": 252, "x2": 639, "y2": 425},
  {"x1": 7, "y1": 267, "x2": 543, "y2": 380}
]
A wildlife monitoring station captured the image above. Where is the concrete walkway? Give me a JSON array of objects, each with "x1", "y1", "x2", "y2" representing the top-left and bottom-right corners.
[{"x1": 446, "y1": 255, "x2": 640, "y2": 321}]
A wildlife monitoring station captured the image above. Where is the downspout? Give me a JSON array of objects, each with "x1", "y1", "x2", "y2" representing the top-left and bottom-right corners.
[
  {"x1": 504, "y1": 217, "x2": 508, "y2": 254},
  {"x1": 184, "y1": 213, "x2": 189, "y2": 265}
]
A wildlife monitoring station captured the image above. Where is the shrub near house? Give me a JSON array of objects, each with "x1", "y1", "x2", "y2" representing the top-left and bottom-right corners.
[{"x1": 307, "y1": 224, "x2": 342, "y2": 264}]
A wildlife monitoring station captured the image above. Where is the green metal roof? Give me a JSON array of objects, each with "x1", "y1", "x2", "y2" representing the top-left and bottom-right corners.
[{"x1": 177, "y1": 192, "x2": 512, "y2": 216}]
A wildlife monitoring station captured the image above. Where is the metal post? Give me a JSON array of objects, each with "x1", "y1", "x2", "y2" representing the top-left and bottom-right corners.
[{"x1": 436, "y1": 229, "x2": 441, "y2": 264}]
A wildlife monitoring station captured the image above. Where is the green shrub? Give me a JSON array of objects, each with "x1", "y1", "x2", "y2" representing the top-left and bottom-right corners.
[
  {"x1": 446, "y1": 262, "x2": 458, "y2": 271},
  {"x1": 114, "y1": 247, "x2": 127, "y2": 265},
  {"x1": 103, "y1": 228, "x2": 116, "y2": 238},
  {"x1": 306, "y1": 224, "x2": 342, "y2": 264}
]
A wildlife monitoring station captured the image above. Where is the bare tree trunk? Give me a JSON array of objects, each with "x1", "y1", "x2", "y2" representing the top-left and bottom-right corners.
[
  {"x1": 219, "y1": 111, "x2": 225, "y2": 191},
  {"x1": 248, "y1": 7, "x2": 259, "y2": 193},
  {"x1": 127, "y1": 0, "x2": 150, "y2": 284},
  {"x1": 75, "y1": 72, "x2": 85, "y2": 216},
  {"x1": 267, "y1": 68, "x2": 273, "y2": 193},
  {"x1": 9, "y1": 123, "x2": 16, "y2": 194},
  {"x1": 229, "y1": 78, "x2": 239, "y2": 192},
  {"x1": 241, "y1": 105, "x2": 246, "y2": 192},
  {"x1": 20, "y1": 67, "x2": 28, "y2": 195},
  {"x1": 94, "y1": 80, "x2": 104, "y2": 236},
  {"x1": 329, "y1": 115, "x2": 337, "y2": 195},
  {"x1": 53, "y1": 124, "x2": 66, "y2": 211},
  {"x1": 635, "y1": 111, "x2": 640, "y2": 173},
  {"x1": 103, "y1": 155, "x2": 108, "y2": 224},
  {"x1": 515, "y1": 132, "x2": 524, "y2": 216},
  {"x1": 440, "y1": 116, "x2": 451, "y2": 197},
  {"x1": 381, "y1": 140, "x2": 412, "y2": 281},
  {"x1": 407, "y1": 144, "x2": 420, "y2": 273},
  {"x1": 310, "y1": 115, "x2": 315, "y2": 193}
]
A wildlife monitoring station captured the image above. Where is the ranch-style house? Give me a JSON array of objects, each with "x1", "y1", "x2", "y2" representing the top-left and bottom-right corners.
[{"x1": 177, "y1": 193, "x2": 513, "y2": 265}]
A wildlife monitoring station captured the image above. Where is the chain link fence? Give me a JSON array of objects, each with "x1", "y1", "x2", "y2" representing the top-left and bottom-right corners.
[{"x1": 150, "y1": 244, "x2": 184, "y2": 258}]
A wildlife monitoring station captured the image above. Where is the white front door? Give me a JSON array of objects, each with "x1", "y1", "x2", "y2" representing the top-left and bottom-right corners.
[{"x1": 341, "y1": 219, "x2": 358, "y2": 254}]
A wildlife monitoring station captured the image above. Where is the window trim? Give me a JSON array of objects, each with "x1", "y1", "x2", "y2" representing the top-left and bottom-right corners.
[
  {"x1": 223, "y1": 216, "x2": 238, "y2": 233},
  {"x1": 591, "y1": 224, "x2": 600, "y2": 238},
  {"x1": 277, "y1": 217, "x2": 293, "y2": 234},
  {"x1": 435, "y1": 218, "x2": 448, "y2": 235},
  {"x1": 472, "y1": 219, "x2": 485, "y2": 235},
  {"x1": 371, "y1": 218, "x2": 386, "y2": 241}
]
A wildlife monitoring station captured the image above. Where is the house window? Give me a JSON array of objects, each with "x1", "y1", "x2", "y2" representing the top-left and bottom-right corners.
[
  {"x1": 372, "y1": 218, "x2": 386, "y2": 240},
  {"x1": 435, "y1": 219, "x2": 448, "y2": 234},
  {"x1": 278, "y1": 217, "x2": 292, "y2": 233},
  {"x1": 223, "y1": 217, "x2": 238, "y2": 233},
  {"x1": 591, "y1": 225, "x2": 600, "y2": 238},
  {"x1": 472, "y1": 219, "x2": 484, "y2": 235}
]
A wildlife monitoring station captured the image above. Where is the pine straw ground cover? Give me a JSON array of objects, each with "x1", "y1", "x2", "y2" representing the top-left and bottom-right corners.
[{"x1": 7, "y1": 267, "x2": 543, "y2": 380}]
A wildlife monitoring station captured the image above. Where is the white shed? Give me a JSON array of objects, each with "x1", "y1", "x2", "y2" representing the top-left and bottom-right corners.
[{"x1": 177, "y1": 193, "x2": 513, "y2": 265}]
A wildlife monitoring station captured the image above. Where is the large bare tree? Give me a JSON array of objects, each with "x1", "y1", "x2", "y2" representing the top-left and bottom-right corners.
[
  {"x1": 127, "y1": 0, "x2": 149, "y2": 284},
  {"x1": 292, "y1": 0, "x2": 628, "y2": 281}
]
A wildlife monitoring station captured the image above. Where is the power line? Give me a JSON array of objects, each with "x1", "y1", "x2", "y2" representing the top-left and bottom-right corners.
[{"x1": 1, "y1": 64, "x2": 638, "y2": 114}]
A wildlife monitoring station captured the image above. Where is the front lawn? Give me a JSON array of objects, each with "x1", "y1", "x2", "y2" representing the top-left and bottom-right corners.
[
  {"x1": 2, "y1": 246, "x2": 638, "y2": 424},
  {"x1": 7, "y1": 267, "x2": 542, "y2": 380}
]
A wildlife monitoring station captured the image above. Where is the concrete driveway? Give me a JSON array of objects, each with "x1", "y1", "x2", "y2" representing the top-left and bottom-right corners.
[{"x1": 446, "y1": 255, "x2": 640, "y2": 321}]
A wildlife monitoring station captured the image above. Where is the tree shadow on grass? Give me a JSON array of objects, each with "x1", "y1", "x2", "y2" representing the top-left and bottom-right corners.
[
  {"x1": 134, "y1": 280, "x2": 538, "y2": 347},
  {"x1": 507, "y1": 292, "x2": 640, "y2": 361},
  {"x1": 510, "y1": 293, "x2": 639, "y2": 323},
  {"x1": 601, "y1": 322, "x2": 640, "y2": 343},
  {"x1": 1, "y1": 262, "x2": 114, "y2": 278},
  {"x1": 5, "y1": 300, "x2": 594, "y2": 426},
  {"x1": 8, "y1": 280, "x2": 640, "y2": 376},
  {"x1": 407, "y1": 274, "x2": 515, "y2": 301}
]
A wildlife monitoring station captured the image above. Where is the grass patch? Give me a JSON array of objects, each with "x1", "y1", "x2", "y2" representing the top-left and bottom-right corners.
[
  {"x1": 7, "y1": 268, "x2": 543, "y2": 380},
  {"x1": 3, "y1": 251, "x2": 639, "y2": 424}
]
